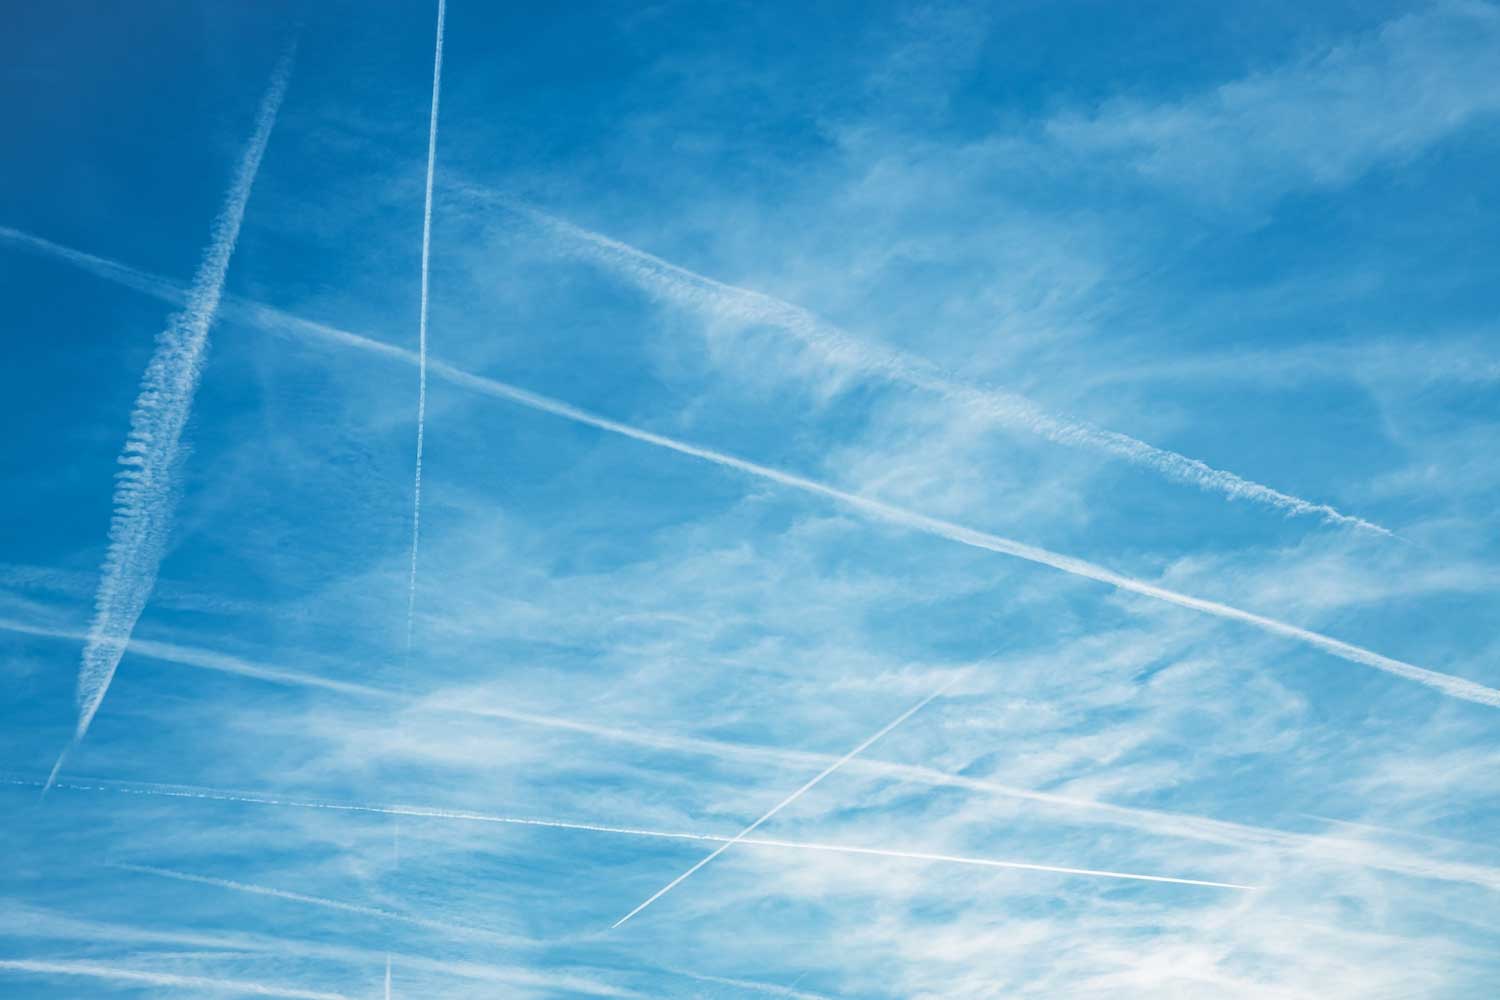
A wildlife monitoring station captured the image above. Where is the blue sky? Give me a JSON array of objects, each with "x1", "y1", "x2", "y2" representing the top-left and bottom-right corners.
[{"x1": 4, "y1": 1, "x2": 1500, "y2": 996}]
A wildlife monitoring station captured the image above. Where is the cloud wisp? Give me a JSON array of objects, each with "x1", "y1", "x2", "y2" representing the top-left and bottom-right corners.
[
  {"x1": 5, "y1": 235, "x2": 1496, "y2": 708},
  {"x1": 406, "y1": 0, "x2": 447, "y2": 654},
  {"x1": 42, "y1": 46, "x2": 296, "y2": 793},
  {"x1": 19, "y1": 778, "x2": 1255, "y2": 892},
  {"x1": 480, "y1": 195, "x2": 1388, "y2": 536},
  {"x1": 113, "y1": 863, "x2": 528, "y2": 948},
  {"x1": 612, "y1": 678, "x2": 960, "y2": 928},
  {"x1": 0, "y1": 958, "x2": 348, "y2": 1000}
]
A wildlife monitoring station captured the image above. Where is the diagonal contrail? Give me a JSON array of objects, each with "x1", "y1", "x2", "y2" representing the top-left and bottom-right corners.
[
  {"x1": 612, "y1": 677, "x2": 959, "y2": 928},
  {"x1": 5, "y1": 234, "x2": 1496, "y2": 708},
  {"x1": 478, "y1": 194, "x2": 1390, "y2": 536},
  {"x1": 17, "y1": 777, "x2": 1255, "y2": 891},
  {"x1": 0, "y1": 958, "x2": 347, "y2": 1000},
  {"x1": 406, "y1": 0, "x2": 447, "y2": 654},
  {"x1": 43, "y1": 45, "x2": 296, "y2": 794}
]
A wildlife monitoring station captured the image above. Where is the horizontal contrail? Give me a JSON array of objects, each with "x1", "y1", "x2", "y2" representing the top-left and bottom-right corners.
[
  {"x1": 613, "y1": 677, "x2": 961, "y2": 928},
  {"x1": 479, "y1": 193, "x2": 1388, "y2": 536},
  {"x1": 113, "y1": 863, "x2": 527, "y2": 947},
  {"x1": 25, "y1": 779, "x2": 1252, "y2": 891},
  {"x1": 6, "y1": 621, "x2": 1499, "y2": 892},
  {"x1": 3, "y1": 232, "x2": 1494, "y2": 711},
  {"x1": 45, "y1": 45, "x2": 295, "y2": 793},
  {"x1": 0, "y1": 958, "x2": 347, "y2": 999}
]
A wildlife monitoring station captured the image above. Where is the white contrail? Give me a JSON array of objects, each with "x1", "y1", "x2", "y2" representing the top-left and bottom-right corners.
[
  {"x1": 612, "y1": 677, "x2": 960, "y2": 928},
  {"x1": 479, "y1": 194, "x2": 1389, "y2": 536},
  {"x1": 406, "y1": 0, "x2": 447, "y2": 654},
  {"x1": 114, "y1": 863, "x2": 526, "y2": 947},
  {"x1": 384, "y1": 955, "x2": 392, "y2": 1000},
  {"x1": 5, "y1": 235, "x2": 1496, "y2": 708},
  {"x1": 17, "y1": 778, "x2": 1253, "y2": 891},
  {"x1": 43, "y1": 46, "x2": 295, "y2": 794},
  {"x1": 0, "y1": 958, "x2": 347, "y2": 999}
]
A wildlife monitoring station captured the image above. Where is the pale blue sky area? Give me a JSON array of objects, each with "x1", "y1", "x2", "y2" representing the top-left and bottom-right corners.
[{"x1": 3, "y1": 2, "x2": 1500, "y2": 997}]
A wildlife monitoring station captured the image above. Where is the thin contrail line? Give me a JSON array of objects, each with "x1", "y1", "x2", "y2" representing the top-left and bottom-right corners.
[
  {"x1": 113, "y1": 863, "x2": 526, "y2": 947},
  {"x1": 42, "y1": 46, "x2": 295, "y2": 794},
  {"x1": 479, "y1": 193, "x2": 1389, "y2": 536},
  {"x1": 0, "y1": 958, "x2": 347, "y2": 1000},
  {"x1": 406, "y1": 0, "x2": 446, "y2": 654},
  {"x1": 14, "y1": 778, "x2": 1253, "y2": 891},
  {"x1": 613, "y1": 677, "x2": 959, "y2": 928},
  {"x1": 384, "y1": 955, "x2": 392, "y2": 1000},
  {"x1": 5, "y1": 234, "x2": 1496, "y2": 708}
]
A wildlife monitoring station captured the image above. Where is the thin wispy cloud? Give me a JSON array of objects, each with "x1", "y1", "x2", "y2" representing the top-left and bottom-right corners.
[
  {"x1": 477, "y1": 194, "x2": 1389, "y2": 536},
  {"x1": 612, "y1": 677, "x2": 959, "y2": 928},
  {"x1": 42, "y1": 45, "x2": 297, "y2": 793},
  {"x1": 113, "y1": 863, "x2": 529, "y2": 948},
  {"x1": 0, "y1": 958, "x2": 348, "y2": 1000},
  {"x1": 0, "y1": 239, "x2": 1487, "y2": 708},
  {"x1": 406, "y1": 0, "x2": 447, "y2": 654}
]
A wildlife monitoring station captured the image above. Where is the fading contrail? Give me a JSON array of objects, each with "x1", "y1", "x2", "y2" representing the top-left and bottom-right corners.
[
  {"x1": 384, "y1": 956, "x2": 392, "y2": 1000},
  {"x1": 18, "y1": 779, "x2": 1254, "y2": 891},
  {"x1": 114, "y1": 863, "x2": 526, "y2": 947},
  {"x1": 42, "y1": 46, "x2": 296, "y2": 794},
  {"x1": 406, "y1": 0, "x2": 447, "y2": 654},
  {"x1": 5, "y1": 235, "x2": 1496, "y2": 708},
  {"x1": 613, "y1": 678, "x2": 959, "y2": 928},
  {"x1": 478, "y1": 194, "x2": 1389, "y2": 536},
  {"x1": 0, "y1": 958, "x2": 347, "y2": 999}
]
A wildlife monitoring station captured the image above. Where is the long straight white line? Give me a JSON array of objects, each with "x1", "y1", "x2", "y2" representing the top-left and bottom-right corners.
[
  {"x1": 43, "y1": 47, "x2": 296, "y2": 795},
  {"x1": 406, "y1": 0, "x2": 447, "y2": 654},
  {"x1": 11, "y1": 778, "x2": 1253, "y2": 891},
  {"x1": 5, "y1": 231, "x2": 1496, "y2": 708},
  {"x1": 612, "y1": 678, "x2": 959, "y2": 928},
  {"x1": 0, "y1": 958, "x2": 347, "y2": 1000}
]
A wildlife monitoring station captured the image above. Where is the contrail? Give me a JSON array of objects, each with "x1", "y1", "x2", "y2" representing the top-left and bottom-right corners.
[
  {"x1": 406, "y1": 0, "x2": 447, "y2": 654},
  {"x1": 0, "y1": 959, "x2": 347, "y2": 999},
  {"x1": 612, "y1": 677, "x2": 959, "y2": 928},
  {"x1": 5, "y1": 235, "x2": 1496, "y2": 708},
  {"x1": 42, "y1": 46, "x2": 296, "y2": 794},
  {"x1": 384, "y1": 956, "x2": 392, "y2": 1000},
  {"x1": 478, "y1": 194, "x2": 1389, "y2": 536},
  {"x1": 17, "y1": 779, "x2": 1254, "y2": 891},
  {"x1": 113, "y1": 863, "x2": 526, "y2": 947}
]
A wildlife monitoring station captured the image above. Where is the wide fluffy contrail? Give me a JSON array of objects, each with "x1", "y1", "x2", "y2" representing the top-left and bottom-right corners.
[
  {"x1": 17, "y1": 778, "x2": 1254, "y2": 891},
  {"x1": 114, "y1": 863, "x2": 526, "y2": 947},
  {"x1": 0, "y1": 959, "x2": 347, "y2": 999},
  {"x1": 406, "y1": 0, "x2": 447, "y2": 654},
  {"x1": 6, "y1": 235, "x2": 1496, "y2": 708},
  {"x1": 479, "y1": 195, "x2": 1389, "y2": 536},
  {"x1": 613, "y1": 677, "x2": 959, "y2": 928},
  {"x1": 43, "y1": 46, "x2": 295, "y2": 794}
]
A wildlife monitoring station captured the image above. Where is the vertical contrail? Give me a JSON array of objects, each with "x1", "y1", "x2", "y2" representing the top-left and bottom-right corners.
[
  {"x1": 45, "y1": 44, "x2": 296, "y2": 794},
  {"x1": 612, "y1": 677, "x2": 958, "y2": 928},
  {"x1": 406, "y1": 0, "x2": 447, "y2": 653}
]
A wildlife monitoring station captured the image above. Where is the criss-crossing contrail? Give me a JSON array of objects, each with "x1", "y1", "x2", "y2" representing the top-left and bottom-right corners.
[
  {"x1": 478, "y1": 193, "x2": 1389, "y2": 536},
  {"x1": 406, "y1": 0, "x2": 447, "y2": 654},
  {"x1": 0, "y1": 958, "x2": 347, "y2": 1000},
  {"x1": 5, "y1": 234, "x2": 1497, "y2": 709},
  {"x1": 15, "y1": 778, "x2": 1254, "y2": 891},
  {"x1": 41, "y1": 47, "x2": 295, "y2": 795},
  {"x1": 613, "y1": 677, "x2": 960, "y2": 928},
  {"x1": 114, "y1": 863, "x2": 526, "y2": 947}
]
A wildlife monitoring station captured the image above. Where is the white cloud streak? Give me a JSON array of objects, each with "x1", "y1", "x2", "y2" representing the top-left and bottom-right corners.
[
  {"x1": 113, "y1": 863, "x2": 528, "y2": 948},
  {"x1": 407, "y1": 0, "x2": 447, "y2": 654},
  {"x1": 4, "y1": 234, "x2": 1495, "y2": 710},
  {"x1": 478, "y1": 194, "x2": 1388, "y2": 536},
  {"x1": 611, "y1": 677, "x2": 959, "y2": 927},
  {"x1": 0, "y1": 958, "x2": 348, "y2": 999},
  {"x1": 43, "y1": 45, "x2": 296, "y2": 793},
  {"x1": 20, "y1": 779, "x2": 1253, "y2": 892}
]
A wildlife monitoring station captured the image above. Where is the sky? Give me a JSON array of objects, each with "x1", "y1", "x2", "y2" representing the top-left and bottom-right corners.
[{"x1": 3, "y1": 1, "x2": 1500, "y2": 997}]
